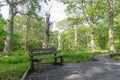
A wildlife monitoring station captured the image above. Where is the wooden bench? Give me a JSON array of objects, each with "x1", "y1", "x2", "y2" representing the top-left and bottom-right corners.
[{"x1": 29, "y1": 47, "x2": 63, "y2": 71}]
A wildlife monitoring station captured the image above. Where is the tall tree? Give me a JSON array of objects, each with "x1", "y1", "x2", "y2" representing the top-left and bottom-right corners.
[
  {"x1": 62, "y1": 0, "x2": 107, "y2": 51},
  {"x1": 43, "y1": 8, "x2": 51, "y2": 48},
  {"x1": 107, "y1": 0, "x2": 116, "y2": 53},
  {"x1": 58, "y1": 31, "x2": 61, "y2": 49},
  {"x1": 3, "y1": 0, "x2": 17, "y2": 53},
  {"x1": 74, "y1": 25, "x2": 77, "y2": 48},
  {"x1": 3, "y1": 0, "x2": 41, "y2": 53},
  {"x1": 81, "y1": 0, "x2": 96, "y2": 52},
  {"x1": 24, "y1": 16, "x2": 30, "y2": 50},
  {"x1": 42, "y1": 0, "x2": 52, "y2": 48},
  {"x1": 89, "y1": 0, "x2": 95, "y2": 52}
]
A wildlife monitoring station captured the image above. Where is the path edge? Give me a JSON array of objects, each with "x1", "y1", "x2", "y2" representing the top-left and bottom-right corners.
[{"x1": 20, "y1": 66, "x2": 30, "y2": 80}]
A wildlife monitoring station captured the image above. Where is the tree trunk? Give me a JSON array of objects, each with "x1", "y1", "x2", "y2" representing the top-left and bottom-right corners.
[
  {"x1": 90, "y1": 27, "x2": 95, "y2": 52},
  {"x1": 108, "y1": 0, "x2": 116, "y2": 53},
  {"x1": 68, "y1": 31, "x2": 71, "y2": 48},
  {"x1": 58, "y1": 31, "x2": 61, "y2": 49},
  {"x1": 3, "y1": 4, "x2": 14, "y2": 53},
  {"x1": 24, "y1": 16, "x2": 30, "y2": 51},
  {"x1": 74, "y1": 25, "x2": 77, "y2": 48},
  {"x1": 90, "y1": 0, "x2": 95, "y2": 52},
  {"x1": 43, "y1": 12, "x2": 50, "y2": 48}
]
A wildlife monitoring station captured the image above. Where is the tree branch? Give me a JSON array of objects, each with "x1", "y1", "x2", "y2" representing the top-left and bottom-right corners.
[
  {"x1": 16, "y1": 11, "x2": 28, "y2": 15},
  {"x1": 16, "y1": 11, "x2": 42, "y2": 21},
  {"x1": 13, "y1": 1, "x2": 23, "y2": 5},
  {"x1": 6, "y1": 0, "x2": 13, "y2": 6},
  {"x1": 81, "y1": 0, "x2": 90, "y2": 25}
]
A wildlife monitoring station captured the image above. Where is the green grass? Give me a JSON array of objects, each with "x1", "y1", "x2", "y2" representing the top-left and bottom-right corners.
[
  {"x1": 0, "y1": 50, "x2": 29, "y2": 80},
  {"x1": 112, "y1": 55, "x2": 120, "y2": 60},
  {"x1": 58, "y1": 49, "x2": 94, "y2": 62},
  {"x1": 0, "y1": 62, "x2": 29, "y2": 80}
]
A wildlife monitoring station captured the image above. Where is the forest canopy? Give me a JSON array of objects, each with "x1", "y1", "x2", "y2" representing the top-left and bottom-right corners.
[{"x1": 0, "y1": 0, "x2": 120, "y2": 53}]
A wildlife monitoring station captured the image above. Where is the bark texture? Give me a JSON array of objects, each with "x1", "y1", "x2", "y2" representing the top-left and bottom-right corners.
[
  {"x1": 43, "y1": 12, "x2": 50, "y2": 48},
  {"x1": 90, "y1": 0, "x2": 95, "y2": 52},
  {"x1": 74, "y1": 25, "x2": 78, "y2": 48},
  {"x1": 24, "y1": 16, "x2": 30, "y2": 51},
  {"x1": 4, "y1": 0, "x2": 15, "y2": 53},
  {"x1": 108, "y1": 0, "x2": 116, "y2": 53},
  {"x1": 58, "y1": 32, "x2": 61, "y2": 49}
]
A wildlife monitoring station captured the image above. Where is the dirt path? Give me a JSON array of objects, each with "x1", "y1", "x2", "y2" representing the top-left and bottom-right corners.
[{"x1": 25, "y1": 54, "x2": 120, "y2": 80}]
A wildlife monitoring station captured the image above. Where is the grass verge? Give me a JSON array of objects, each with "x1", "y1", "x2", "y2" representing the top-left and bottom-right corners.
[
  {"x1": 112, "y1": 55, "x2": 120, "y2": 60},
  {"x1": 58, "y1": 49, "x2": 94, "y2": 62},
  {"x1": 0, "y1": 50, "x2": 29, "y2": 80}
]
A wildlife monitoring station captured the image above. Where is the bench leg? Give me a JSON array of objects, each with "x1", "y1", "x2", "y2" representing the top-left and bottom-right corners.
[
  {"x1": 60, "y1": 56, "x2": 63, "y2": 65},
  {"x1": 30, "y1": 61, "x2": 33, "y2": 71},
  {"x1": 54, "y1": 57, "x2": 57, "y2": 64},
  {"x1": 53, "y1": 57, "x2": 63, "y2": 65},
  {"x1": 53, "y1": 57, "x2": 57, "y2": 65},
  {"x1": 33, "y1": 62, "x2": 40, "y2": 72},
  {"x1": 30, "y1": 56, "x2": 34, "y2": 71}
]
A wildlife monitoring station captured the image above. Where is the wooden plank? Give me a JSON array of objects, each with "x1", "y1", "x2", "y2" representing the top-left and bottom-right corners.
[
  {"x1": 33, "y1": 55, "x2": 63, "y2": 60},
  {"x1": 30, "y1": 51, "x2": 57, "y2": 56},
  {"x1": 32, "y1": 50, "x2": 56, "y2": 53},
  {"x1": 32, "y1": 59, "x2": 42, "y2": 62},
  {"x1": 29, "y1": 47, "x2": 56, "y2": 52}
]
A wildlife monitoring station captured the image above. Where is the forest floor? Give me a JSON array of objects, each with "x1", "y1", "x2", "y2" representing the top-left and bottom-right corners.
[{"x1": 25, "y1": 54, "x2": 120, "y2": 80}]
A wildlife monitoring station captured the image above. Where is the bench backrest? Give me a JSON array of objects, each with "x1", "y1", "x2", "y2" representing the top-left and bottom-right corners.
[{"x1": 29, "y1": 47, "x2": 57, "y2": 56}]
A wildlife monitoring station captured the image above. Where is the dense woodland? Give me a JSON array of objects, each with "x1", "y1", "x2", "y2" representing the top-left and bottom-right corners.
[
  {"x1": 0, "y1": 0, "x2": 120, "y2": 53},
  {"x1": 1, "y1": 0, "x2": 120, "y2": 79}
]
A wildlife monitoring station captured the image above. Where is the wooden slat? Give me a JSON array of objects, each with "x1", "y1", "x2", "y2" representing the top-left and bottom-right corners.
[
  {"x1": 30, "y1": 51, "x2": 57, "y2": 56},
  {"x1": 36, "y1": 55, "x2": 63, "y2": 60},
  {"x1": 32, "y1": 59, "x2": 41, "y2": 62},
  {"x1": 29, "y1": 47, "x2": 56, "y2": 52}
]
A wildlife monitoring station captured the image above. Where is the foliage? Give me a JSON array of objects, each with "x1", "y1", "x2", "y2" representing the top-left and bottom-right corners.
[
  {"x1": 13, "y1": 15, "x2": 44, "y2": 50},
  {"x1": 0, "y1": 50, "x2": 29, "y2": 63},
  {"x1": 58, "y1": 49, "x2": 93, "y2": 61},
  {"x1": 0, "y1": 62, "x2": 29, "y2": 80},
  {"x1": 0, "y1": 14, "x2": 7, "y2": 51},
  {"x1": 27, "y1": 18, "x2": 44, "y2": 48},
  {"x1": 61, "y1": 0, "x2": 109, "y2": 52},
  {"x1": 112, "y1": 55, "x2": 120, "y2": 60},
  {"x1": 95, "y1": 26, "x2": 109, "y2": 49},
  {"x1": 114, "y1": 15, "x2": 120, "y2": 51}
]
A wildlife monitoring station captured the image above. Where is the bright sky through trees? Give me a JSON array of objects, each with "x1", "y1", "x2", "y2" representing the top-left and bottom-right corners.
[
  {"x1": 0, "y1": 1, "x2": 67, "y2": 22},
  {"x1": 1, "y1": 5, "x2": 9, "y2": 19},
  {"x1": 49, "y1": 0, "x2": 67, "y2": 22}
]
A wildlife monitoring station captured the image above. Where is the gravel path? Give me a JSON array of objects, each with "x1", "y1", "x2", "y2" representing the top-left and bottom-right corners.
[{"x1": 25, "y1": 54, "x2": 120, "y2": 80}]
